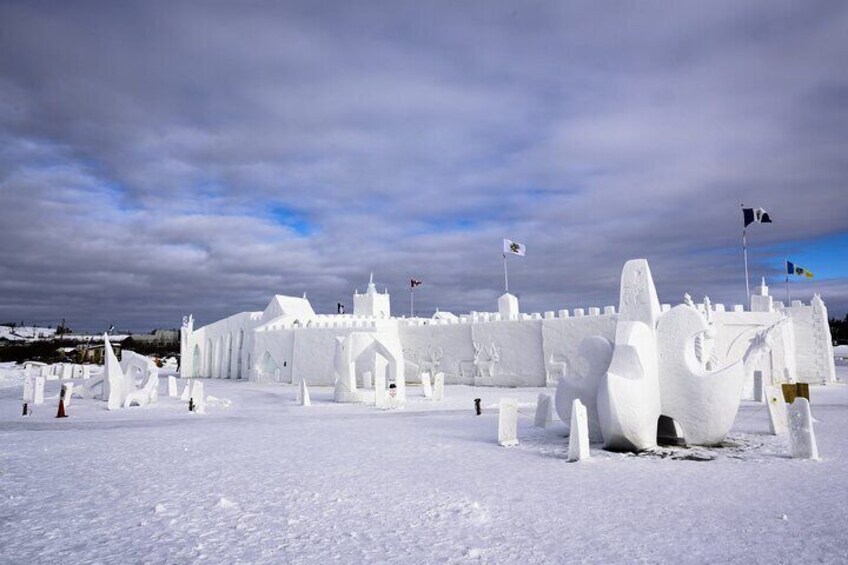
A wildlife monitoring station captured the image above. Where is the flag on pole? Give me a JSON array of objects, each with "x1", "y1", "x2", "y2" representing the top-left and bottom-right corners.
[
  {"x1": 410, "y1": 279, "x2": 422, "y2": 288},
  {"x1": 786, "y1": 261, "x2": 814, "y2": 279},
  {"x1": 743, "y1": 207, "x2": 772, "y2": 227},
  {"x1": 503, "y1": 238, "x2": 526, "y2": 256}
]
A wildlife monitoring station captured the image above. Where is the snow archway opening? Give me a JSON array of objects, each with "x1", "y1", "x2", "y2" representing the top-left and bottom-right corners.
[{"x1": 657, "y1": 415, "x2": 686, "y2": 447}]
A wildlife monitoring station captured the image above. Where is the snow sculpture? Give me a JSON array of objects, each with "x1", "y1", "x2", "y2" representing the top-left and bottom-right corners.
[
  {"x1": 103, "y1": 334, "x2": 126, "y2": 411},
  {"x1": 421, "y1": 372, "x2": 433, "y2": 398},
  {"x1": 597, "y1": 259, "x2": 662, "y2": 451},
  {"x1": 555, "y1": 335, "x2": 612, "y2": 442},
  {"x1": 787, "y1": 398, "x2": 819, "y2": 459},
  {"x1": 534, "y1": 393, "x2": 555, "y2": 428},
  {"x1": 498, "y1": 398, "x2": 519, "y2": 447},
  {"x1": 765, "y1": 385, "x2": 788, "y2": 435},
  {"x1": 656, "y1": 304, "x2": 747, "y2": 446},
  {"x1": 123, "y1": 371, "x2": 159, "y2": 408},
  {"x1": 168, "y1": 376, "x2": 178, "y2": 397},
  {"x1": 191, "y1": 380, "x2": 206, "y2": 414},
  {"x1": 34, "y1": 376, "x2": 45, "y2": 405},
  {"x1": 473, "y1": 341, "x2": 500, "y2": 384},
  {"x1": 298, "y1": 378, "x2": 311, "y2": 406},
  {"x1": 433, "y1": 372, "x2": 444, "y2": 401},
  {"x1": 567, "y1": 399, "x2": 590, "y2": 461}
]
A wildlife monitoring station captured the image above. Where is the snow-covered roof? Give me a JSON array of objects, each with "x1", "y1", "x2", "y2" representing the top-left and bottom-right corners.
[
  {"x1": 262, "y1": 295, "x2": 316, "y2": 322},
  {"x1": 432, "y1": 311, "x2": 458, "y2": 321}
]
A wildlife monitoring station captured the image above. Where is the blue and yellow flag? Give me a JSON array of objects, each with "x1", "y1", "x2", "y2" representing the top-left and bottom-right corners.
[{"x1": 787, "y1": 261, "x2": 814, "y2": 279}]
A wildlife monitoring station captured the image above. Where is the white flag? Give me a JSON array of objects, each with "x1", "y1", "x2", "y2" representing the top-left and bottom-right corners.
[{"x1": 503, "y1": 238, "x2": 526, "y2": 256}]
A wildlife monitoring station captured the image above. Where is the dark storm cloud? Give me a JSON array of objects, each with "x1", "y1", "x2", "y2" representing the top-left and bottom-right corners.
[{"x1": 0, "y1": 0, "x2": 846, "y2": 331}]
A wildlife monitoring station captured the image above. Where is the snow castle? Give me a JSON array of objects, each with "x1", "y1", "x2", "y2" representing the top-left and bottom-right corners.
[{"x1": 180, "y1": 261, "x2": 836, "y2": 403}]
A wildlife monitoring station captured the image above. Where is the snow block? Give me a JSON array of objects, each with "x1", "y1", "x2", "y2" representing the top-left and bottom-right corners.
[
  {"x1": 34, "y1": 376, "x2": 45, "y2": 405},
  {"x1": 167, "y1": 376, "x2": 178, "y2": 397},
  {"x1": 298, "y1": 378, "x2": 311, "y2": 406},
  {"x1": 63, "y1": 382, "x2": 74, "y2": 407},
  {"x1": 498, "y1": 398, "x2": 519, "y2": 447},
  {"x1": 787, "y1": 398, "x2": 819, "y2": 459},
  {"x1": 433, "y1": 372, "x2": 444, "y2": 401},
  {"x1": 23, "y1": 376, "x2": 34, "y2": 403},
  {"x1": 191, "y1": 380, "x2": 206, "y2": 414},
  {"x1": 568, "y1": 399, "x2": 590, "y2": 462},
  {"x1": 534, "y1": 393, "x2": 554, "y2": 428},
  {"x1": 421, "y1": 372, "x2": 433, "y2": 398},
  {"x1": 765, "y1": 385, "x2": 788, "y2": 435},
  {"x1": 180, "y1": 382, "x2": 191, "y2": 401}
]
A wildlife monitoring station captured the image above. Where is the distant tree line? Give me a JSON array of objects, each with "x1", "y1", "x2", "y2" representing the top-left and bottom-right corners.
[{"x1": 831, "y1": 315, "x2": 848, "y2": 345}]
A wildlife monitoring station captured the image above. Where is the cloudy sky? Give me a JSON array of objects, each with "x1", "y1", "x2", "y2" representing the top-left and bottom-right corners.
[{"x1": 1, "y1": 0, "x2": 846, "y2": 331}]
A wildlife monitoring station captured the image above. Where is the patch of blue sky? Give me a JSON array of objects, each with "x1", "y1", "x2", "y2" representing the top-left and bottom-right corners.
[
  {"x1": 763, "y1": 231, "x2": 848, "y2": 281},
  {"x1": 269, "y1": 204, "x2": 316, "y2": 236}
]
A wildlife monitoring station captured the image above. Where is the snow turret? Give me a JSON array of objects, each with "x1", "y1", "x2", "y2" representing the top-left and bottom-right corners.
[{"x1": 353, "y1": 273, "x2": 391, "y2": 318}]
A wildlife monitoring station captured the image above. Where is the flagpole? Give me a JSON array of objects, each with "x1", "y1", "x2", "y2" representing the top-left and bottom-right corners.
[
  {"x1": 785, "y1": 258, "x2": 791, "y2": 304},
  {"x1": 742, "y1": 227, "x2": 750, "y2": 309},
  {"x1": 410, "y1": 286, "x2": 415, "y2": 318},
  {"x1": 503, "y1": 253, "x2": 509, "y2": 293}
]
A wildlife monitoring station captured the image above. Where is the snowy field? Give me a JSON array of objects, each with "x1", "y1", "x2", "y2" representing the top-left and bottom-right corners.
[{"x1": 1, "y1": 364, "x2": 847, "y2": 564}]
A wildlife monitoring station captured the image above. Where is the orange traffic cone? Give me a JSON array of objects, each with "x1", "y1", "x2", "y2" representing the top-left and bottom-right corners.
[{"x1": 56, "y1": 386, "x2": 68, "y2": 418}]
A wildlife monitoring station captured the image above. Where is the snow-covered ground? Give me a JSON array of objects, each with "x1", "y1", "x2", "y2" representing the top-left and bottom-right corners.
[
  {"x1": 1, "y1": 364, "x2": 846, "y2": 564},
  {"x1": 0, "y1": 325, "x2": 56, "y2": 341}
]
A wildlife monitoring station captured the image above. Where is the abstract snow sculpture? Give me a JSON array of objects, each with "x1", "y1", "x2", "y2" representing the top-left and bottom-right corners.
[
  {"x1": 498, "y1": 398, "x2": 519, "y2": 447},
  {"x1": 123, "y1": 371, "x2": 159, "y2": 408},
  {"x1": 765, "y1": 385, "x2": 788, "y2": 435},
  {"x1": 421, "y1": 372, "x2": 433, "y2": 398},
  {"x1": 103, "y1": 334, "x2": 126, "y2": 411},
  {"x1": 597, "y1": 259, "x2": 662, "y2": 451},
  {"x1": 787, "y1": 398, "x2": 819, "y2": 459},
  {"x1": 298, "y1": 378, "x2": 311, "y2": 406},
  {"x1": 656, "y1": 304, "x2": 747, "y2": 446},
  {"x1": 567, "y1": 399, "x2": 590, "y2": 461},
  {"x1": 168, "y1": 376, "x2": 178, "y2": 397},
  {"x1": 180, "y1": 381, "x2": 191, "y2": 401},
  {"x1": 555, "y1": 335, "x2": 612, "y2": 442}
]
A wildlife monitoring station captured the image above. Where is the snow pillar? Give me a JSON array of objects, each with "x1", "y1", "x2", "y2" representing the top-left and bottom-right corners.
[
  {"x1": 498, "y1": 398, "x2": 519, "y2": 447},
  {"x1": 568, "y1": 399, "x2": 590, "y2": 462},
  {"x1": 787, "y1": 398, "x2": 819, "y2": 459}
]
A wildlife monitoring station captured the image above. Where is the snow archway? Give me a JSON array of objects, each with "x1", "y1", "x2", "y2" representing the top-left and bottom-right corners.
[
  {"x1": 333, "y1": 332, "x2": 405, "y2": 403},
  {"x1": 257, "y1": 350, "x2": 282, "y2": 382},
  {"x1": 205, "y1": 339, "x2": 213, "y2": 377}
]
